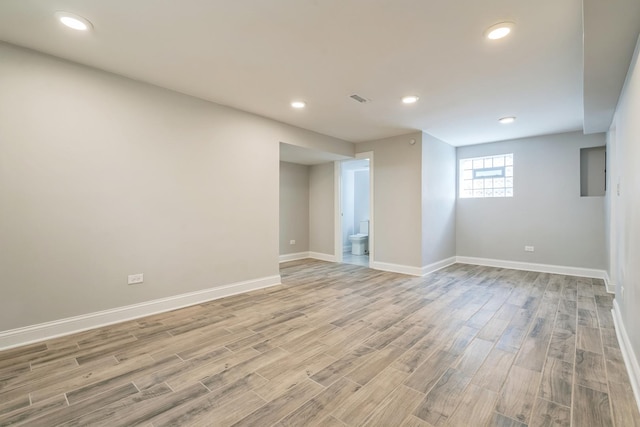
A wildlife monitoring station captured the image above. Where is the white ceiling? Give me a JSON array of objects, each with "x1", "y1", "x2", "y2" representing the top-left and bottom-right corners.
[{"x1": 0, "y1": 1, "x2": 637, "y2": 146}]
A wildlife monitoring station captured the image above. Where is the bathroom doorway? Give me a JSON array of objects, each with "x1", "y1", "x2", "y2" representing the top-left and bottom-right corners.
[{"x1": 338, "y1": 154, "x2": 372, "y2": 267}]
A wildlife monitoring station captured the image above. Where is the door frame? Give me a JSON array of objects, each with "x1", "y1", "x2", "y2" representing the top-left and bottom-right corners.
[{"x1": 334, "y1": 151, "x2": 374, "y2": 266}]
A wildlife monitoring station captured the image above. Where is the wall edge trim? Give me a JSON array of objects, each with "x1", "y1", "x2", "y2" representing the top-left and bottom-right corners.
[
  {"x1": 279, "y1": 252, "x2": 311, "y2": 263},
  {"x1": 612, "y1": 300, "x2": 640, "y2": 413},
  {"x1": 371, "y1": 261, "x2": 422, "y2": 276},
  {"x1": 603, "y1": 272, "x2": 616, "y2": 294},
  {"x1": 308, "y1": 252, "x2": 337, "y2": 262},
  {"x1": 421, "y1": 257, "x2": 458, "y2": 276},
  {"x1": 0, "y1": 274, "x2": 282, "y2": 351}
]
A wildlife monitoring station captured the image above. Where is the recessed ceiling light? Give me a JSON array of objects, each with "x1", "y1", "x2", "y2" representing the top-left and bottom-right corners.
[
  {"x1": 291, "y1": 101, "x2": 306, "y2": 109},
  {"x1": 498, "y1": 116, "x2": 516, "y2": 124},
  {"x1": 485, "y1": 22, "x2": 514, "y2": 40},
  {"x1": 55, "y1": 12, "x2": 93, "y2": 31},
  {"x1": 402, "y1": 95, "x2": 419, "y2": 104}
]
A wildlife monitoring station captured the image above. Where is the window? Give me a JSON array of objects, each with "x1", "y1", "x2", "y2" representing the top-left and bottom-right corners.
[{"x1": 459, "y1": 153, "x2": 513, "y2": 198}]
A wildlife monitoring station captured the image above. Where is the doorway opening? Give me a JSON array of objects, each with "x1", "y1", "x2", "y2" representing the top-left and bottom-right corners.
[{"x1": 338, "y1": 155, "x2": 372, "y2": 267}]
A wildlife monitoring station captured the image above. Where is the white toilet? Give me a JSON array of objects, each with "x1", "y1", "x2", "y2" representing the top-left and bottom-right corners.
[{"x1": 349, "y1": 220, "x2": 369, "y2": 255}]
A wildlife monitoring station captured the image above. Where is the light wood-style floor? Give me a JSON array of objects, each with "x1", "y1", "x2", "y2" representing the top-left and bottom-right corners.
[{"x1": 1, "y1": 260, "x2": 638, "y2": 426}]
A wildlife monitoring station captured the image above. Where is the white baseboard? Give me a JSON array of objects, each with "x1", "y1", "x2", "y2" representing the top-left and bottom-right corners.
[
  {"x1": 456, "y1": 256, "x2": 607, "y2": 280},
  {"x1": 0, "y1": 275, "x2": 281, "y2": 351},
  {"x1": 308, "y1": 252, "x2": 337, "y2": 262},
  {"x1": 279, "y1": 251, "x2": 337, "y2": 263},
  {"x1": 279, "y1": 252, "x2": 310, "y2": 263},
  {"x1": 343, "y1": 245, "x2": 352, "y2": 253},
  {"x1": 422, "y1": 257, "x2": 457, "y2": 276},
  {"x1": 604, "y1": 272, "x2": 616, "y2": 294},
  {"x1": 279, "y1": 251, "x2": 339, "y2": 264},
  {"x1": 371, "y1": 261, "x2": 423, "y2": 276},
  {"x1": 370, "y1": 257, "x2": 457, "y2": 277},
  {"x1": 612, "y1": 300, "x2": 640, "y2": 413}
]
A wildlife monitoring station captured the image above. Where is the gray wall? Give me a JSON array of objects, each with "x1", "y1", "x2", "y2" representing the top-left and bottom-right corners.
[
  {"x1": 279, "y1": 162, "x2": 309, "y2": 255},
  {"x1": 456, "y1": 131, "x2": 606, "y2": 269},
  {"x1": 357, "y1": 133, "x2": 423, "y2": 267},
  {"x1": 309, "y1": 163, "x2": 335, "y2": 255},
  {"x1": 422, "y1": 132, "x2": 457, "y2": 266},
  {"x1": 0, "y1": 42, "x2": 352, "y2": 331},
  {"x1": 608, "y1": 36, "x2": 640, "y2": 370}
]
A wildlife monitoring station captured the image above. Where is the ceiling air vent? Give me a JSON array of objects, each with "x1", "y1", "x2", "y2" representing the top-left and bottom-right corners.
[{"x1": 349, "y1": 94, "x2": 369, "y2": 103}]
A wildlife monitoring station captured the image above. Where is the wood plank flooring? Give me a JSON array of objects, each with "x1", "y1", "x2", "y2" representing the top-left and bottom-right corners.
[{"x1": 0, "y1": 260, "x2": 638, "y2": 426}]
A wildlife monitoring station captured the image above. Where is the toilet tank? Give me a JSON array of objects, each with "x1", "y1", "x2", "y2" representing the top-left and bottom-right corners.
[{"x1": 359, "y1": 220, "x2": 369, "y2": 235}]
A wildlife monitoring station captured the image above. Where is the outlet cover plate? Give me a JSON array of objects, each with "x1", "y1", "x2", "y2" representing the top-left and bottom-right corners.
[{"x1": 128, "y1": 273, "x2": 144, "y2": 285}]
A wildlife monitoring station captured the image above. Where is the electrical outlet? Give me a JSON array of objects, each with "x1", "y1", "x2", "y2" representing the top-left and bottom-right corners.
[
  {"x1": 524, "y1": 246, "x2": 535, "y2": 252},
  {"x1": 290, "y1": 240, "x2": 296, "y2": 245},
  {"x1": 128, "y1": 273, "x2": 144, "y2": 285}
]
